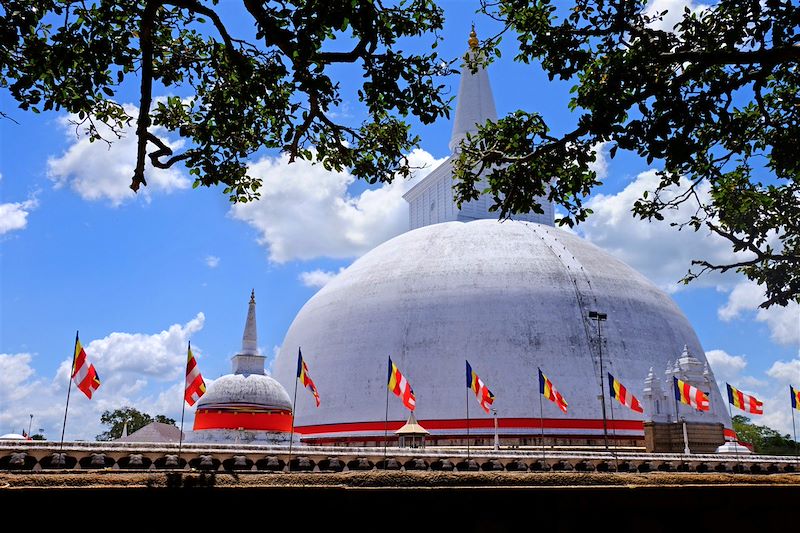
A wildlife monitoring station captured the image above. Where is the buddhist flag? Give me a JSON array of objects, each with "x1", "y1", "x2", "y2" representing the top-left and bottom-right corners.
[
  {"x1": 673, "y1": 377, "x2": 710, "y2": 411},
  {"x1": 72, "y1": 334, "x2": 100, "y2": 399},
  {"x1": 297, "y1": 348, "x2": 320, "y2": 407},
  {"x1": 466, "y1": 360, "x2": 495, "y2": 413},
  {"x1": 608, "y1": 373, "x2": 644, "y2": 413},
  {"x1": 726, "y1": 383, "x2": 763, "y2": 415},
  {"x1": 539, "y1": 368, "x2": 568, "y2": 413},
  {"x1": 388, "y1": 357, "x2": 416, "y2": 411},
  {"x1": 184, "y1": 342, "x2": 206, "y2": 406},
  {"x1": 791, "y1": 385, "x2": 800, "y2": 411}
]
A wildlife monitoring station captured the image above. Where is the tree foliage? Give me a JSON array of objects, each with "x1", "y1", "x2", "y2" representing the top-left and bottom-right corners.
[
  {"x1": 732, "y1": 414, "x2": 798, "y2": 455},
  {"x1": 455, "y1": 0, "x2": 799, "y2": 308},
  {"x1": 2, "y1": 1, "x2": 797, "y2": 307},
  {"x1": 96, "y1": 406, "x2": 176, "y2": 441},
  {"x1": 0, "y1": 0, "x2": 451, "y2": 200}
]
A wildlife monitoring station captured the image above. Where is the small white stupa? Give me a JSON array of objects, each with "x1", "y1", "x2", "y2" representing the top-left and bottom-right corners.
[{"x1": 189, "y1": 290, "x2": 296, "y2": 444}]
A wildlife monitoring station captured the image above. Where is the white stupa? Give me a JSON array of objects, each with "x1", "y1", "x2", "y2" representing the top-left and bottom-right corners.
[
  {"x1": 271, "y1": 29, "x2": 731, "y2": 446},
  {"x1": 189, "y1": 291, "x2": 295, "y2": 444}
]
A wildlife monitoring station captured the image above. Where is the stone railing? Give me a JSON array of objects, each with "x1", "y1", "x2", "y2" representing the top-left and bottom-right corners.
[{"x1": 1, "y1": 441, "x2": 797, "y2": 474}]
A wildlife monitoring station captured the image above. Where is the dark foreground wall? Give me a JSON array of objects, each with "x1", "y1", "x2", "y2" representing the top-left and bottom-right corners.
[{"x1": 5, "y1": 484, "x2": 797, "y2": 530}]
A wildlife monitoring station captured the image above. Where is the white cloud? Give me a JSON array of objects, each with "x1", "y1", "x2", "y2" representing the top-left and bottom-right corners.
[
  {"x1": 704, "y1": 349, "x2": 796, "y2": 435},
  {"x1": 766, "y1": 359, "x2": 800, "y2": 385},
  {"x1": 0, "y1": 314, "x2": 205, "y2": 440},
  {"x1": 580, "y1": 171, "x2": 798, "y2": 347},
  {"x1": 47, "y1": 103, "x2": 190, "y2": 206},
  {"x1": 719, "y1": 280, "x2": 800, "y2": 346},
  {"x1": 204, "y1": 255, "x2": 220, "y2": 268},
  {"x1": 589, "y1": 142, "x2": 610, "y2": 180},
  {"x1": 580, "y1": 169, "x2": 744, "y2": 292},
  {"x1": 718, "y1": 281, "x2": 764, "y2": 321},
  {"x1": 0, "y1": 352, "x2": 63, "y2": 437},
  {"x1": 299, "y1": 268, "x2": 345, "y2": 288},
  {"x1": 0, "y1": 197, "x2": 37, "y2": 235},
  {"x1": 265, "y1": 345, "x2": 282, "y2": 374},
  {"x1": 231, "y1": 148, "x2": 445, "y2": 263},
  {"x1": 759, "y1": 358, "x2": 800, "y2": 435},
  {"x1": 706, "y1": 349, "x2": 747, "y2": 382},
  {"x1": 644, "y1": 0, "x2": 710, "y2": 32},
  {"x1": 57, "y1": 312, "x2": 206, "y2": 386},
  {"x1": 0, "y1": 353, "x2": 40, "y2": 403}
]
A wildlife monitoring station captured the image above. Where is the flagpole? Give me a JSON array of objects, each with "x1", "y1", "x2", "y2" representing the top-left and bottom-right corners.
[
  {"x1": 727, "y1": 393, "x2": 739, "y2": 473},
  {"x1": 178, "y1": 386, "x2": 186, "y2": 470},
  {"x1": 383, "y1": 358, "x2": 390, "y2": 469},
  {"x1": 539, "y1": 384, "x2": 545, "y2": 465},
  {"x1": 288, "y1": 348, "x2": 301, "y2": 473},
  {"x1": 673, "y1": 378, "x2": 680, "y2": 424},
  {"x1": 672, "y1": 378, "x2": 682, "y2": 454},
  {"x1": 791, "y1": 387, "x2": 798, "y2": 466},
  {"x1": 177, "y1": 346, "x2": 189, "y2": 471},
  {"x1": 465, "y1": 381, "x2": 471, "y2": 460},
  {"x1": 59, "y1": 330, "x2": 79, "y2": 451},
  {"x1": 607, "y1": 380, "x2": 619, "y2": 470}
]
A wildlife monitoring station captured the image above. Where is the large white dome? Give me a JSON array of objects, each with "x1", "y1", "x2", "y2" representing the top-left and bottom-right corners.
[{"x1": 273, "y1": 219, "x2": 729, "y2": 443}]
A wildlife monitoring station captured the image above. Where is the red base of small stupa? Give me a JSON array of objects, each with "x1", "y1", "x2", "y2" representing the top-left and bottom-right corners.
[{"x1": 193, "y1": 409, "x2": 293, "y2": 432}]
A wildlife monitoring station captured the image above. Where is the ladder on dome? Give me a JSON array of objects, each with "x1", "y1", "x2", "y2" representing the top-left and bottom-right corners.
[{"x1": 524, "y1": 224, "x2": 613, "y2": 387}]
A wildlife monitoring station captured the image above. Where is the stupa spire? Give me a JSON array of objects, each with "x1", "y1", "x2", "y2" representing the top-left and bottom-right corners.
[
  {"x1": 232, "y1": 289, "x2": 266, "y2": 375},
  {"x1": 241, "y1": 289, "x2": 258, "y2": 355},
  {"x1": 449, "y1": 26, "x2": 498, "y2": 153}
]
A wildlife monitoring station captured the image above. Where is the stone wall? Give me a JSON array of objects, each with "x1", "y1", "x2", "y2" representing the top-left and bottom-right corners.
[{"x1": 644, "y1": 422, "x2": 724, "y2": 453}]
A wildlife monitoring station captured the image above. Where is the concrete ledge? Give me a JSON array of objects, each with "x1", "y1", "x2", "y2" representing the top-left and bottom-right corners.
[{"x1": 2, "y1": 471, "x2": 800, "y2": 490}]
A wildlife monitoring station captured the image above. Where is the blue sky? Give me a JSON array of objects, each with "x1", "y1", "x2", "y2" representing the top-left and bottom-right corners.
[{"x1": 0, "y1": 0, "x2": 797, "y2": 440}]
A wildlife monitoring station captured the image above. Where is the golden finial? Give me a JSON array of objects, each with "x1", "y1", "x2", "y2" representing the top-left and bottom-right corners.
[
  {"x1": 468, "y1": 24, "x2": 478, "y2": 49},
  {"x1": 250, "y1": 289, "x2": 255, "y2": 304}
]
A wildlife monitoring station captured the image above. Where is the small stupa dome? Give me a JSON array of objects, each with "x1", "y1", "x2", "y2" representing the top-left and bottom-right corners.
[
  {"x1": 197, "y1": 373, "x2": 292, "y2": 412},
  {"x1": 0, "y1": 433, "x2": 28, "y2": 440}
]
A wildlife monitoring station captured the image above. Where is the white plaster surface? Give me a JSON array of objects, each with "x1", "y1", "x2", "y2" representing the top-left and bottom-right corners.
[
  {"x1": 196, "y1": 373, "x2": 292, "y2": 411},
  {"x1": 185, "y1": 429, "x2": 296, "y2": 445},
  {"x1": 448, "y1": 52, "x2": 497, "y2": 153},
  {"x1": 273, "y1": 220, "x2": 731, "y2": 438}
]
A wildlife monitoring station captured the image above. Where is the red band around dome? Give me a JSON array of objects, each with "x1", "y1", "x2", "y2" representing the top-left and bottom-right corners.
[{"x1": 193, "y1": 409, "x2": 293, "y2": 432}]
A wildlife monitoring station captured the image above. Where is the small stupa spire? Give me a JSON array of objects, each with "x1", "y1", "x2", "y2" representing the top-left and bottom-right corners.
[
  {"x1": 241, "y1": 289, "x2": 258, "y2": 355},
  {"x1": 231, "y1": 289, "x2": 266, "y2": 375}
]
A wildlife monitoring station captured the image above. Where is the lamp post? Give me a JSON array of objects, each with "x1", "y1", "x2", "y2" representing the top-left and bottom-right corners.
[
  {"x1": 28, "y1": 414, "x2": 33, "y2": 438},
  {"x1": 588, "y1": 311, "x2": 610, "y2": 452},
  {"x1": 681, "y1": 416, "x2": 691, "y2": 455}
]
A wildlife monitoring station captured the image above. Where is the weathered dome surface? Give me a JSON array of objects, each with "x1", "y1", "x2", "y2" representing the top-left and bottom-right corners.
[
  {"x1": 273, "y1": 219, "x2": 730, "y2": 440},
  {"x1": 197, "y1": 373, "x2": 292, "y2": 411}
]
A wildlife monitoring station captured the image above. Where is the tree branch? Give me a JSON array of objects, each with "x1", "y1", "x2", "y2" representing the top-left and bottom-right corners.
[
  {"x1": 131, "y1": 0, "x2": 161, "y2": 192},
  {"x1": 146, "y1": 132, "x2": 193, "y2": 168},
  {"x1": 166, "y1": 0, "x2": 245, "y2": 64},
  {"x1": 241, "y1": 0, "x2": 296, "y2": 58},
  {"x1": 318, "y1": 37, "x2": 377, "y2": 63},
  {"x1": 659, "y1": 45, "x2": 800, "y2": 66}
]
